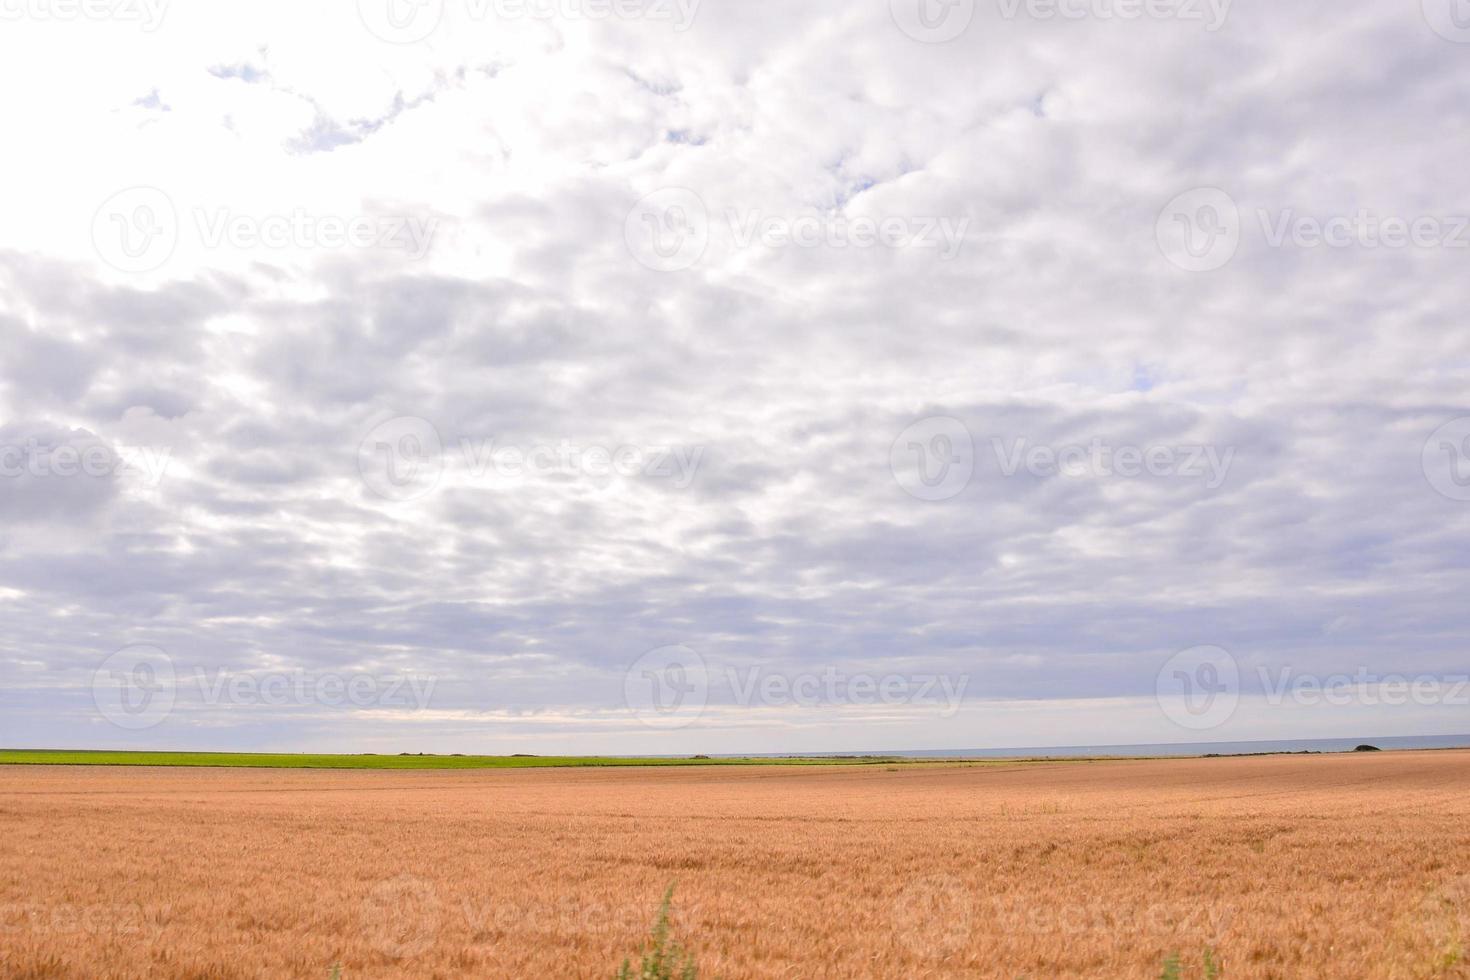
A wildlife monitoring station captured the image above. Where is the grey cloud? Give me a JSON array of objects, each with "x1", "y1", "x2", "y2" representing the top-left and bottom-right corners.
[{"x1": 2, "y1": 0, "x2": 1469, "y2": 752}]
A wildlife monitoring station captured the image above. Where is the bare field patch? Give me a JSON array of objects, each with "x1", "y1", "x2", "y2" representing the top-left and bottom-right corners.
[{"x1": 2, "y1": 752, "x2": 1469, "y2": 978}]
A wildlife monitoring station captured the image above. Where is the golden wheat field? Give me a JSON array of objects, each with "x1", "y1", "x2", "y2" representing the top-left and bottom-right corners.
[{"x1": 2, "y1": 751, "x2": 1469, "y2": 979}]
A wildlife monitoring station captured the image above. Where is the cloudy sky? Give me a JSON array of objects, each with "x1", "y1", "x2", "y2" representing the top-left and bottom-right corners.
[{"x1": 1, "y1": 0, "x2": 1468, "y2": 755}]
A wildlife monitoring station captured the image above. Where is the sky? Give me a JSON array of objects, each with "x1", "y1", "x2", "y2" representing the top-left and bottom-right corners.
[{"x1": 1, "y1": 0, "x2": 1468, "y2": 755}]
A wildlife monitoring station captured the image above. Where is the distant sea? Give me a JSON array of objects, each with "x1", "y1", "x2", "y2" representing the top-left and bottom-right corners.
[{"x1": 729, "y1": 733, "x2": 1470, "y2": 759}]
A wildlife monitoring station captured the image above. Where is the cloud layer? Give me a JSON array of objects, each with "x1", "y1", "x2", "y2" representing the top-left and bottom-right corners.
[{"x1": 1, "y1": 0, "x2": 1468, "y2": 753}]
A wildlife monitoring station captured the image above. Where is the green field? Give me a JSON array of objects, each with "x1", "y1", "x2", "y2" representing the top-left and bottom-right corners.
[{"x1": 0, "y1": 749, "x2": 940, "y2": 770}]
